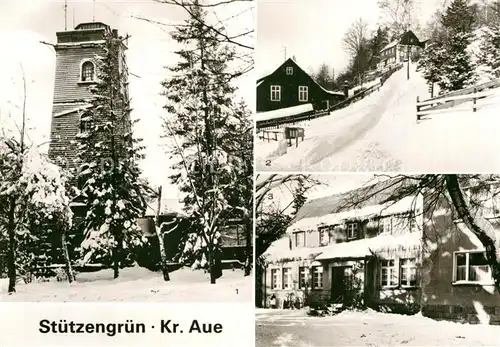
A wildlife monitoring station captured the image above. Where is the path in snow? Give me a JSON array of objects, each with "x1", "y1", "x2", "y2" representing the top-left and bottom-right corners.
[
  {"x1": 257, "y1": 64, "x2": 500, "y2": 172},
  {"x1": 256, "y1": 308, "x2": 500, "y2": 347},
  {"x1": 256, "y1": 74, "x2": 401, "y2": 171},
  {"x1": 0, "y1": 266, "x2": 252, "y2": 302}
]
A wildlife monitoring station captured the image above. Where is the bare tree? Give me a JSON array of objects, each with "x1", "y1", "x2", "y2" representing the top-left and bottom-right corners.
[
  {"x1": 342, "y1": 18, "x2": 370, "y2": 86},
  {"x1": 378, "y1": 0, "x2": 417, "y2": 36}
]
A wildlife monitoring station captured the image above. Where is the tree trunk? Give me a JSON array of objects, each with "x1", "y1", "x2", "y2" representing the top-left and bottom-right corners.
[
  {"x1": 156, "y1": 224, "x2": 170, "y2": 282},
  {"x1": 155, "y1": 186, "x2": 170, "y2": 281},
  {"x1": 445, "y1": 174, "x2": 500, "y2": 291},
  {"x1": 7, "y1": 199, "x2": 16, "y2": 293},
  {"x1": 208, "y1": 249, "x2": 216, "y2": 284},
  {"x1": 243, "y1": 216, "x2": 252, "y2": 276},
  {"x1": 113, "y1": 252, "x2": 119, "y2": 279},
  {"x1": 112, "y1": 233, "x2": 120, "y2": 279},
  {"x1": 61, "y1": 230, "x2": 75, "y2": 283}
]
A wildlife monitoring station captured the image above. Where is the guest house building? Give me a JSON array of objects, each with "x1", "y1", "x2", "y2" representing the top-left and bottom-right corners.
[{"x1": 262, "y1": 178, "x2": 500, "y2": 325}]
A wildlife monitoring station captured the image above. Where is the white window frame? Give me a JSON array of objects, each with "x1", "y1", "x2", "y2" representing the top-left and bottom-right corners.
[
  {"x1": 294, "y1": 231, "x2": 305, "y2": 248},
  {"x1": 453, "y1": 250, "x2": 494, "y2": 285},
  {"x1": 299, "y1": 266, "x2": 308, "y2": 289},
  {"x1": 380, "y1": 259, "x2": 398, "y2": 288},
  {"x1": 298, "y1": 86, "x2": 308, "y2": 102},
  {"x1": 270, "y1": 85, "x2": 281, "y2": 101},
  {"x1": 271, "y1": 268, "x2": 279, "y2": 289},
  {"x1": 286, "y1": 66, "x2": 293, "y2": 75},
  {"x1": 400, "y1": 258, "x2": 417, "y2": 287},
  {"x1": 319, "y1": 227, "x2": 329, "y2": 246},
  {"x1": 312, "y1": 266, "x2": 323, "y2": 289},
  {"x1": 80, "y1": 59, "x2": 96, "y2": 83},
  {"x1": 282, "y1": 267, "x2": 292, "y2": 289},
  {"x1": 381, "y1": 216, "x2": 392, "y2": 234},
  {"x1": 346, "y1": 222, "x2": 358, "y2": 240}
]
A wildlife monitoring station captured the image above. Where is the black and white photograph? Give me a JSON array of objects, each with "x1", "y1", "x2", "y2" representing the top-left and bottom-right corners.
[
  {"x1": 256, "y1": 173, "x2": 500, "y2": 346},
  {"x1": 255, "y1": 0, "x2": 500, "y2": 172},
  {"x1": 0, "y1": 0, "x2": 254, "y2": 303}
]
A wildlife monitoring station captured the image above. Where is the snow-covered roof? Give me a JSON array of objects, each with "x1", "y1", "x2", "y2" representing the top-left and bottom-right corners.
[
  {"x1": 315, "y1": 232, "x2": 421, "y2": 260},
  {"x1": 290, "y1": 178, "x2": 420, "y2": 229},
  {"x1": 317, "y1": 83, "x2": 345, "y2": 96},
  {"x1": 53, "y1": 104, "x2": 92, "y2": 118},
  {"x1": 56, "y1": 40, "x2": 106, "y2": 47},
  {"x1": 264, "y1": 237, "x2": 323, "y2": 263},
  {"x1": 264, "y1": 225, "x2": 421, "y2": 264},
  {"x1": 289, "y1": 196, "x2": 420, "y2": 232},
  {"x1": 381, "y1": 39, "x2": 400, "y2": 52},
  {"x1": 256, "y1": 103, "x2": 313, "y2": 122}
]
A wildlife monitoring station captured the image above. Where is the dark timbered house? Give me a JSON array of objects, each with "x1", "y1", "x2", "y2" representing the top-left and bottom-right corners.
[{"x1": 257, "y1": 58, "x2": 345, "y2": 112}]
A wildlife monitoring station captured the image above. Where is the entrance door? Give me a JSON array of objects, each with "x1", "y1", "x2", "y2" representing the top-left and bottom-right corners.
[{"x1": 330, "y1": 266, "x2": 351, "y2": 304}]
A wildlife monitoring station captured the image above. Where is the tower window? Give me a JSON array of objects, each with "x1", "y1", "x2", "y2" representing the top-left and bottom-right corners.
[{"x1": 81, "y1": 61, "x2": 95, "y2": 82}]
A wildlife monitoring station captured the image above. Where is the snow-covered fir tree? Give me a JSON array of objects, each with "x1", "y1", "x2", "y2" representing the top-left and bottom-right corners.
[
  {"x1": 420, "y1": 0, "x2": 477, "y2": 92},
  {"x1": 477, "y1": 3, "x2": 500, "y2": 80},
  {"x1": 74, "y1": 31, "x2": 148, "y2": 279},
  {"x1": 161, "y1": 0, "x2": 253, "y2": 284},
  {"x1": 439, "y1": 31, "x2": 477, "y2": 91},
  {"x1": 0, "y1": 139, "x2": 74, "y2": 292}
]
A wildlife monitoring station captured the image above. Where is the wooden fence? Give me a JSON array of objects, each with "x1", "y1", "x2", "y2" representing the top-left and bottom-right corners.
[
  {"x1": 256, "y1": 109, "x2": 328, "y2": 131},
  {"x1": 416, "y1": 78, "x2": 500, "y2": 121}
]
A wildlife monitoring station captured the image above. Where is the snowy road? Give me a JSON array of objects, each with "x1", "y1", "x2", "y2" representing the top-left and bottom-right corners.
[
  {"x1": 256, "y1": 309, "x2": 500, "y2": 347},
  {"x1": 256, "y1": 65, "x2": 500, "y2": 172}
]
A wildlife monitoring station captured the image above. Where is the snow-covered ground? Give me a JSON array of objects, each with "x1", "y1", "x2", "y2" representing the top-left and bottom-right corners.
[
  {"x1": 0, "y1": 266, "x2": 251, "y2": 302},
  {"x1": 256, "y1": 64, "x2": 500, "y2": 172},
  {"x1": 256, "y1": 308, "x2": 500, "y2": 347}
]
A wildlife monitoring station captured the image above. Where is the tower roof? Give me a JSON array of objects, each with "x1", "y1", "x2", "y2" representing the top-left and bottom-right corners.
[{"x1": 74, "y1": 22, "x2": 110, "y2": 31}]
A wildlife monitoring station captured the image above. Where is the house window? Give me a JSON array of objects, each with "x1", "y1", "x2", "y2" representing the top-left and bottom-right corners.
[
  {"x1": 298, "y1": 86, "x2": 308, "y2": 102},
  {"x1": 81, "y1": 61, "x2": 95, "y2": 82},
  {"x1": 271, "y1": 268, "x2": 279, "y2": 289},
  {"x1": 381, "y1": 217, "x2": 392, "y2": 234},
  {"x1": 294, "y1": 231, "x2": 305, "y2": 247},
  {"x1": 79, "y1": 113, "x2": 92, "y2": 134},
  {"x1": 282, "y1": 268, "x2": 292, "y2": 289},
  {"x1": 312, "y1": 266, "x2": 323, "y2": 289},
  {"x1": 270, "y1": 85, "x2": 281, "y2": 101},
  {"x1": 346, "y1": 222, "x2": 358, "y2": 239},
  {"x1": 454, "y1": 251, "x2": 493, "y2": 283},
  {"x1": 400, "y1": 258, "x2": 417, "y2": 287},
  {"x1": 286, "y1": 66, "x2": 293, "y2": 75},
  {"x1": 319, "y1": 227, "x2": 329, "y2": 246},
  {"x1": 299, "y1": 266, "x2": 308, "y2": 288},
  {"x1": 381, "y1": 259, "x2": 397, "y2": 287}
]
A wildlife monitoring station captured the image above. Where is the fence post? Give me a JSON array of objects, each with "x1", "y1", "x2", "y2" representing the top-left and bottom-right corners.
[
  {"x1": 416, "y1": 96, "x2": 420, "y2": 121},
  {"x1": 473, "y1": 87, "x2": 477, "y2": 112}
]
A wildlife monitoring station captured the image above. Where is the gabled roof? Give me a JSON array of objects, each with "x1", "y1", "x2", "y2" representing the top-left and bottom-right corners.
[
  {"x1": 256, "y1": 58, "x2": 344, "y2": 95},
  {"x1": 291, "y1": 177, "x2": 419, "y2": 225}
]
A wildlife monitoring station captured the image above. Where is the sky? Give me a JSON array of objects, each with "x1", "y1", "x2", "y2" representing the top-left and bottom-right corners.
[
  {"x1": 256, "y1": 0, "x2": 440, "y2": 79},
  {"x1": 0, "y1": 0, "x2": 254, "y2": 213}
]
